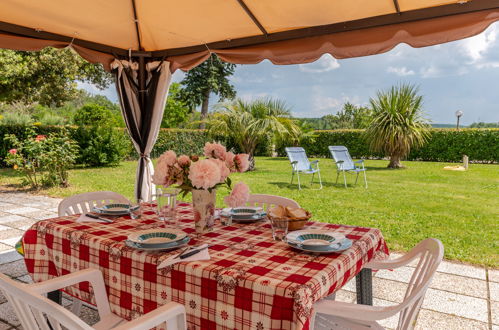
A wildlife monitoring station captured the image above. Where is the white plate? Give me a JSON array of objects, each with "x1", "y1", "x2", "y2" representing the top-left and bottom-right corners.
[
  {"x1": 126, "y1": 236, "x2": 190, "y2": 251},
  {"x1": 287, "y1": 238, "x2": 352, "y2": 254},
  {"x1": 287, "y1": 230, "x2": 345, "y2": 246},
  {"x1": 93, "y1": 204, "x2": 139, "y2": 216},
  {"x1": 128, "y1": 229, "x2": 187, "y2": 245}
]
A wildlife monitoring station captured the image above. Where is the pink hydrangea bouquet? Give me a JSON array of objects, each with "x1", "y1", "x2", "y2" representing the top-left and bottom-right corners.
[
  {"x1": 152, "y1": 142, "x2": 250, "y2": 194},
  {"x1": 152, "y1": 142, "x2": 250, "y2": 233}
]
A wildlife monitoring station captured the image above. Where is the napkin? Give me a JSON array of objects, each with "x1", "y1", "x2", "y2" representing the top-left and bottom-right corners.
[
  {"x1": 76, "y1": 214, "x2": 109, "y2": 223},
  {"x1": 157, "y1": 246, "x2": 210, "y2": 269}
]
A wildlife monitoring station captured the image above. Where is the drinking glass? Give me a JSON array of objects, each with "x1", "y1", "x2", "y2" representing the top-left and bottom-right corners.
[
  {"x1": 130, "y1": 198, "x2": 142, "y2": 220},
  {"x1": 269, "y1": 218, "x2": 289, "y2": 241},
  {"x1": 156, "y1": 187, "x2": 179, "y2": 227},
  {"x1": 220, "y1": 212, "x2": 232, "y2": 226}
]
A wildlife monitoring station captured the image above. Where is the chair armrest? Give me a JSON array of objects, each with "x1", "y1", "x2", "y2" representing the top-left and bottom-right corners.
[
  {"x1": 313, "y1": 299, "x2": 396, "y2": 322},
  {"x1": 290, "y1": 161, "x2": 298, "y2": 164},
  {"x1": 335, "y1": 160, "x2": 344, "y2": 164},
  {"x1": 354, "y1": 159, "x2": 365, "y2": 169},
  {"x1": 310, "y1": 160, "x2": 319, "y2": 164},
  {"x1": 29, "y1": 268, "x2": 111, "y2": 317},
  {"x1": 365, "y1": 251, "x2": 421, "y2": 270},
  {"x1": 113, "y1": 302, "x2": 186, "y2": 330}
]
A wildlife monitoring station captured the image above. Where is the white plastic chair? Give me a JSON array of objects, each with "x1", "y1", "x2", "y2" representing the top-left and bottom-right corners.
[
  {"x1": 285, "y1": 147, "x2": 322, "y2": 190},
  {"x1": 310, "y1": 238, "x2": 444, "y2": 330},
  {"x1": 0, "y1": 268, "x2": 186, "y2": 330},
  {"x1": 58, "y1": 191, "x2": 130, "y2": 216},
  {"x1": 329, "y1": 146, "x2": 367, "y2": 188},
  {"x1": 246, "y1": 194, "x2": 300, "y2": 211},
  {"x1": 58, "y1": 191, "x2": 130, "y2": 315}
]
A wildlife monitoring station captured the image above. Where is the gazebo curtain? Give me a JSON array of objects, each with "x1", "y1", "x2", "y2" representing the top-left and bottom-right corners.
[{"x1": 111, "y1": 59, "x2": 171, "y2": 201}]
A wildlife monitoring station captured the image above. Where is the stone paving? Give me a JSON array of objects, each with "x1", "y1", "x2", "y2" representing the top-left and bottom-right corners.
[{"x1": 0, "y1": 190, "x2": 497, "y2": 329}]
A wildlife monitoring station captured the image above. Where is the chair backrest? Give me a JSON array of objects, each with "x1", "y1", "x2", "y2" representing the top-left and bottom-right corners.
[
  {"x1": 58, "y1": 191, "x2": 130, "y2": 216},
  {"x1": 285, "y1": 147, "x2": 311, "y2": 171},
  {"x1": 328, "y1": 146, "x2": 355, "y2": 170},
  {"x1": 0, "y1": 273, "x2": 92, "y2": 330},
  {"x1": 395, "y1": 238, "x2": 444, "y2": 330},
  {"x1": 246, "y1": 194, "x2": 300, "y2": 211}
]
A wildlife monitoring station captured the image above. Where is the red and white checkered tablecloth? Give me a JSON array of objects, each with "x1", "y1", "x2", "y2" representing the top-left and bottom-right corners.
[{"x1": 22, "y1": 202, "x2": 389, "y2": 330}]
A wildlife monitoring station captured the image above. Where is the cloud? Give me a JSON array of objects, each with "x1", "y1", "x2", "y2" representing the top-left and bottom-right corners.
[
  {"x1": 313, "y1": 96, "x2": 342, "y2": 111},
  {"x1": 387, "y1": 66, "x2": 415, "y2": 76},
  {"x1": 306, "y1": 90, "x2": 363, "y2": 117},
  {"x1": 420, "y1": 65, "x2": 441, "y2": 78},
  {"x1": 238, "y1": 92, "x2": 271, "y2": 102},
  {"x1": 460, "y1": 24, "x2": 497, "y2": 62},
  {"x1": 299, "y1": 55, "x2": 340, "y2": 73}
]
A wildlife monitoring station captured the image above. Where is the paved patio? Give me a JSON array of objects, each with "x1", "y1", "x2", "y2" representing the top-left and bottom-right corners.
[{"x1": 0, "y1": 190, "x2": 496, "y2": 330}]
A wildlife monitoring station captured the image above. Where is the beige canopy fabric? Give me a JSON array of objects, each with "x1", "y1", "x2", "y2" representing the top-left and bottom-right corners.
[
  {"x1": 0, "y1": 1, "x2": 499, "y2": 71},
  {"x1": 1, "y1": 8, "x2": 499, "y2": 73},
  {"x1": 168, "y1": 8, "x2": 499, "y2": 71},
  {"x1": 0, "y1": 0, "x2": 464, "y2": 51}
]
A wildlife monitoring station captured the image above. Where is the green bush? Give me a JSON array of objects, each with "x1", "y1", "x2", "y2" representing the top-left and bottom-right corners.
[
  {"x1": 4, "y1": 127, "x2": 78, "y2": 188},
  {"x1": 407, "y1": 128, "x2": 499, "y2": 163},
  {"x1": 2, "y1": 126, "x2": 497, "y2": 167},
  {"x1": 150, "y1": 129, "x2": 210, "y2": 158},
  {"x1": 277, "y1": 128, "x2": 499, "y2": 163},
  {"x1": 73, "y1": 126, "x2": 128, "y2": 166},
  {"x1": 72, "y1": 104, "x2": 128, "y2": 166}
]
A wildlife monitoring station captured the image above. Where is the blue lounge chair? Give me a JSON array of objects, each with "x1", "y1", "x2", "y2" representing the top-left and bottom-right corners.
[
  {"x1": 285, "y1": 147, "x2": 322, "y2": 190},
  {"x1": 328, "y1": 146, "x2": 367, "y2": 188}
]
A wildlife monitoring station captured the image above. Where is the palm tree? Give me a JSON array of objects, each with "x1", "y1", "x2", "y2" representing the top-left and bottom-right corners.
[
  {"x1": 207, "y1": 98, "x2": 301, "y2": 170},
  {"x1": 366, "y1": 84, "x2": 430, "y2": 168}
]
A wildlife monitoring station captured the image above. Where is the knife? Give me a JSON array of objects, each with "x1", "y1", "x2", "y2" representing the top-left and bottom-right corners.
[
  {"x1": 179, "y1": 244, "x2": 209, "y2": 259},
  {"x1": 85, "y1": 213, "x2": 114, "y2": 223}
]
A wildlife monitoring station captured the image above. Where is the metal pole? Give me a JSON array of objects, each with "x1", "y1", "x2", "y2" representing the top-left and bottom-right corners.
[
  {"x1": 456, "y1": 116, "x2": 460, "y2": 130},
  {"x1": 136, "y1": 56, "x2": 147, "y2": 201}
]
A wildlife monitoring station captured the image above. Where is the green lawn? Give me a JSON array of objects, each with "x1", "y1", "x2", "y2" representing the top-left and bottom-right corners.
[{"x1": 1, "y1": 158, "x2": 498, "y2": 267}]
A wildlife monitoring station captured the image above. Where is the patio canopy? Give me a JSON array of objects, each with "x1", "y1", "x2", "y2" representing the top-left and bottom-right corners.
[
  {"x1": 1, "y1": 0, "x2": 499, "y2": 200},
  {"x1": 1, "y1": 0, "x2": 499, "y2": 71}
]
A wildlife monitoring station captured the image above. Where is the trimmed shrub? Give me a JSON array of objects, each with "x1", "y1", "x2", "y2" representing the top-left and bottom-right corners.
[
  {"x1": 407, "y1": 128, "x2": 499, "y2": 163},
  {"x1": 151, "y1": 129, "x2": 211, "y2": 158},
  {"x1": 2, "y1": 126, "x2": 498, "y2": 167},
  {"x1": 278, "y1": 128, "x2": 498, "y2": 163}
]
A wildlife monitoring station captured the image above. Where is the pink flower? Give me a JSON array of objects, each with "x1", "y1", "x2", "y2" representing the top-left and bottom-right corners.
[
  {"x1": 178, "y1": 155, "x2": 191, "y2": 167},
  {"x1": 35, "y1": 135, "x2": 46, "y2": 142},
  {"x1": 209, "y1": 158, "x2": 230, "y2": 181},
  {"x1": 234, "y1": 154, "x2": 250, "y2": 172},
  {"x1": 225, "y1": 152, "x2": 235, "y2": 171},
  {"x1": 204, "y1": 142, "x2": 226, "y2": 160},
  {"x1": 152, "y1": 160, "x2": 170, "y2": 185},
  {"x1": 159, "y1": 150, "x2": 177, "y2": 166},
  {"x1": 188, "y1": 159, "x2": 221, "y2": 190},
  {"x1": 224, "y1": 182, "x2": 250, "y2": 207},
  {"x1": 8, "y1": 149, "x2": 17, "y2": 155}
]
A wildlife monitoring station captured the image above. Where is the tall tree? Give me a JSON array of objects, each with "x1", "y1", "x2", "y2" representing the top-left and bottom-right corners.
[
  {"x1": 0, "y1": 47, "x2": 112, "y2": 106},
  {"x1": 161, "y1": 83, "x2": 191, "y2": 128},
  {"x1": 179, "y1": 54, "x2": 236, "y2": 128},
  {"x1": 366, "y1": 84, "x2": 430, "y2": 168},
  {"x1": 323, "y1": 102, "x2": 372, "y2": 129}
]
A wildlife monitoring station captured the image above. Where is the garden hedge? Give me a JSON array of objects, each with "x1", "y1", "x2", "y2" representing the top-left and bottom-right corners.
[
  {"x1": 1, "y1": 125, "x2": 498, "y2": 167},
  {"x1": 278, "y1": 128, "x2": 499, "y2": 163}
]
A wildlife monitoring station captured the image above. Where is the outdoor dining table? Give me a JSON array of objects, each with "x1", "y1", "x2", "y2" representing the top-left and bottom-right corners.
[{"x1": 21, "y1": 202, "x2": 389, "y2": 330}]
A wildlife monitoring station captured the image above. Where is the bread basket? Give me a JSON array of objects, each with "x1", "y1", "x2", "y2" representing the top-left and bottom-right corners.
[{"x1": 267, "y1": 209, "x2": 312, "y2": 231}]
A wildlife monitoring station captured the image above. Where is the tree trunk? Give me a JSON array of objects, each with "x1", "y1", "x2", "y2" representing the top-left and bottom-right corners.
[
  {"x1": 388, "y1": 154, "x2": 404, "y2": 168},
  {"x1": 199, "y1": 89, "x2": 211, "y2": 129},
  {"x1": 248, "y1": 154, "x2": 256, "y2": 171}
]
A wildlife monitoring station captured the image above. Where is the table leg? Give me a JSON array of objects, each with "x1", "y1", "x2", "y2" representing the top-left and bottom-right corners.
[
  {"x1": 356, "y1": 268, "x2": 373, "y2": 305},
  {"x1": 47, "y1": 290, "x2": 62, "y2": 305}
]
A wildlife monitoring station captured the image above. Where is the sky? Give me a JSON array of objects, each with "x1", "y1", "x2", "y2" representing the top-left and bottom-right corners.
[{"x1": 83, "y1": 22, "x2": 499, "y2": 125}]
